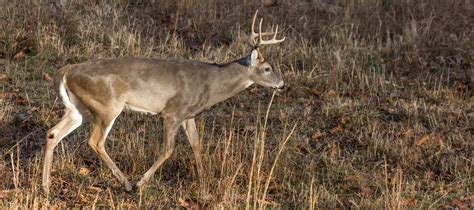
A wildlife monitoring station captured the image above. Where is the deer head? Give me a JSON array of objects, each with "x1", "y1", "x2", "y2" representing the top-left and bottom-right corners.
[{"x1": 245, "y1": 10, "x2": 286, "y2": 90}]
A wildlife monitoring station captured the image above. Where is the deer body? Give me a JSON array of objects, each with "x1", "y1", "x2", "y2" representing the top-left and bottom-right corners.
[
  {"x1": 62, "y1": 58, "x2": 255, "y2": 119},
  {"x1": 42, "y1": 10, "x2": 285, "y2": 193}
]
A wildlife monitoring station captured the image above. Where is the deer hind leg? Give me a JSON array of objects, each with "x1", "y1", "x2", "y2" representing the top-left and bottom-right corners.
[
  {"x1": 136, "y1": 115, "x2": 181, "y2": 187},
  {"x1": 42, "y1": 108, "x2": 83, "y2": 194},
  {"x1": 87, "y1": 109, "x2": 133, "y2": 191},
  {"x1": 182, "y1": 118, "x2": 204, "y2": 180}
]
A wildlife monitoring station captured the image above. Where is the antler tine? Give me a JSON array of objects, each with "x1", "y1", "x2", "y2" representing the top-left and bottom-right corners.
[
  {"x1": 258, "y1": 23, "x2": 286, "y2": 46},
  {"x1": 250, "y1": 10, "x2": 258, "y2": 44},
  {"x1": 249, "y1": 10, "x2": 278, "y2": 46},
  {"x1": 273, "y1": 25, "x2": 279, "y2": 39},
  {"x1": 258, "y1": 18, "x2": 263, "y2": 45}
]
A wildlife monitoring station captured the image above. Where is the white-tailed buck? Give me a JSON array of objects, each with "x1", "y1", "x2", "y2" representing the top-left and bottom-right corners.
[{"x1": 43, "y1": 10, "x2": 285, "y2": 193}]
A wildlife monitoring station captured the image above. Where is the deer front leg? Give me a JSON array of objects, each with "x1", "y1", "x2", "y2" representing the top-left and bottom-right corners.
[
  {"x1": 182, "y1": 118, "x2": 204, "y2": 180},
  {"x1": 136, "y1": 116, "x2": 181, "y2": 187}
]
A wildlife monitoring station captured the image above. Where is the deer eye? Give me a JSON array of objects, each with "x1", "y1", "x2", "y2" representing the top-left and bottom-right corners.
[{"x1": 264, "y1": 67, "x2": 271, "y2": 72}]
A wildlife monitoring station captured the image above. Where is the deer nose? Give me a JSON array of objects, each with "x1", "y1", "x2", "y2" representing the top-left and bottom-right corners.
[{"x1": 276, "y1": 81, "x2": 285, "y2": 89}]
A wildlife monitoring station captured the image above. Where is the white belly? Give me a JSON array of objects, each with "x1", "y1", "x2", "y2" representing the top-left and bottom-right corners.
[{"x1": 124, "y1": 104, "x2": 158, "y2": 115}]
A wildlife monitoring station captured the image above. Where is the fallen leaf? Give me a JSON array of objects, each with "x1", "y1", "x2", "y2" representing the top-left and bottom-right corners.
[
  {"x1": 234, "y1": 111, "x2": 244, "y2": 118},
  {"x1": 388, "y1": 107, "x2": 397, "y2": 113},
  {"x1": 329, "y1": 143, "x2": 339, "y2": 157},
  {"x1": 137, "y1": 127, "x2": 146, "y2": 133},
  {"x1": 466, "y1": 194, "x2": 474, "y2": 202},
  {"x1": 200, "y1": 193, "x2": 213, "y2": 201},
  {"x1": 359, "y1": 185, "x2": 372, "y2": 197},
  {"x1": 450, "y1": 198, "x2": 467, "y2": 209},
  {"x1": 308, "y1": 88, "x2": 320, "y2": 96},
  {"x1": 344, "y1": 174, "x2": 363, "y2": 182},
  {"x1": 438, "y1": 183, "x2": 463, "y2": 194},
  {"x1": 178, "y1": 197, "x2": 191, "y2": 208},
  {"x1": 0, "y1": 191, "x2": 6, "y2": 199},
  {"x1": 43, "y1": 72, "x2": 53, "y2": 82},
  {"x1": 189, "y1": 204, "x2": 203, "y2": 210},
  {"x1": 250, "y1": 86, "x2": 259, "y2": 94},
  {"x1": 311, "y1": 130, "x2": 323, "y2": 140},
  {"x1": 78, "y1": 193, "x2": 89, "y2": 203},
  {"x1": 330, "y1": 125, "x2": 344, "y2": 133},
  {"x1": 260, "y1": 0, "x2": 278, "y2": 7},
  {"x1": 87, "y1": 186, "x2": 103, "y2": 192},
  {"x1": 415, "y1": 134, "x2": 430, "y2": 146},
  {"x1": 0, "y1": 190, "x2": 16, "y2": 199},
  {"x1": 339, "y1": 116, "x2": 349, "y2": 124},
  {"x1": 403, "y1": 128, "x2": 414, "y2": 138},
  {"x1": 326, "y1": 90, "x2": 337, "y2": 98},
  {"x1": 15, "y1": 95, "x2": 27, "y2": 105},
  {"x1": 404, "y1": 197, "x2": 417, "y2": 206},
  {"x1": 79, "y1": 167, "x2": 90, "y2": 176},
  {"x1": 13, "y1": 51, "x2": 26, "y2": 60},
  {"x1": 27, "y1": 106, "x2": 40, "y2": 114},
  {"x1": 425, "y1": 171, "x2": 435, "y2": 180},
  {"x1": 436, "y1": 134, "x2": 445, "y2": 147},
  {"x1": 0, "y1": 74, "x2": 6, "y2": 81}
]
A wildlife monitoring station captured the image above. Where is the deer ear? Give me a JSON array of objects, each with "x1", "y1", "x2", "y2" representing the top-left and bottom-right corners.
[{"x1": 250, "y1": 49, "x2": 259, "y2": 67}]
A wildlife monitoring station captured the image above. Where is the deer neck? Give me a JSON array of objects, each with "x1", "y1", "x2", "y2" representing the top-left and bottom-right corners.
[{"x1": 208, "y1": 62, "x2": 253, "y2": 104}]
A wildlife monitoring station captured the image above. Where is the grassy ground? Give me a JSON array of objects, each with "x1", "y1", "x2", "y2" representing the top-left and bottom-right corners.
[{"x1": 0, "y1": 0, "x2": 472, "y2": 208}]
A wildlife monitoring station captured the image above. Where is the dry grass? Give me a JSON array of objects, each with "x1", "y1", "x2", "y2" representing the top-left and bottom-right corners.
[{"x1": 0, "y1": 0, "x2": 472, "y2": 208}]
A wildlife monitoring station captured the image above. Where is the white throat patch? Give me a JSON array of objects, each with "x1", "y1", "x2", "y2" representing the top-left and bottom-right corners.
[{"x1": 244, "y1": 80, "x2": 254, "y2": 88}]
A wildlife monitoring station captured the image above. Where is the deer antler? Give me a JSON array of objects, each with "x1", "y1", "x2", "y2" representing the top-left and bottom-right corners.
[{"x1": 249, "y1": 10, "x2": 286, "y2": 47}]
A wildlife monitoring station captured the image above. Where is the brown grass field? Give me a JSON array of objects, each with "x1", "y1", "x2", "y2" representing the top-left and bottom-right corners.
[{"x1": 0, "y1": 0, "x2": 472, "y2": 208}]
